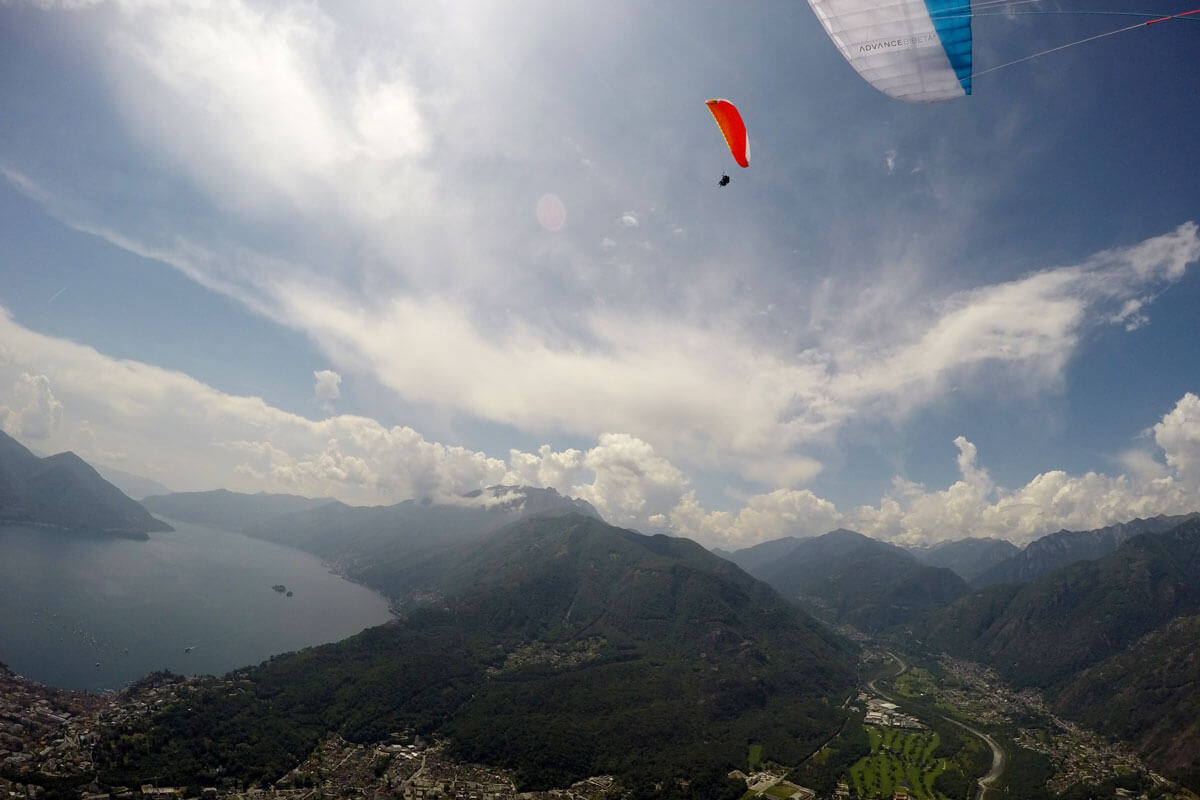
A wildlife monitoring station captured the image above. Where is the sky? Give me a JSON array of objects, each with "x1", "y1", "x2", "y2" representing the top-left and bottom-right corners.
[{"x1": 1, "y1": 0, "x2": 1198, "y2": 550}]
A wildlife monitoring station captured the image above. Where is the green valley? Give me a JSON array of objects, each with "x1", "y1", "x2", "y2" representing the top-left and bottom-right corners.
[{"x1": 849, "y1": 727, "x2": 946, "y2": 800}]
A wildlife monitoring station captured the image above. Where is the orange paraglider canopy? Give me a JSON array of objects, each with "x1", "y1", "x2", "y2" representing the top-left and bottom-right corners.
[{"x1": 706, "y1": 99, "x2": 749, "y2": 168}]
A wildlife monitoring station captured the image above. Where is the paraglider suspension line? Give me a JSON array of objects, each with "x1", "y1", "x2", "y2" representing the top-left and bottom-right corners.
[
  {"x1": 952, "y1": 5, "x2": 1200, "y2": 79},
  {"x1": 974, "y1": 20, "x2": 1145, "y2": 76}
]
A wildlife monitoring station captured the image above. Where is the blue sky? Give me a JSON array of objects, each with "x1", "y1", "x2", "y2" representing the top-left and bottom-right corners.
[{"x1": 1, "y1": 0, "x2": 1198, "y2": 548}]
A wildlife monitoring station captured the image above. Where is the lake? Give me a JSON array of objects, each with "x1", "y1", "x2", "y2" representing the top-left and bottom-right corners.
[{"x1": 0, "y1": 520, "x2": 394, "y2": 692}]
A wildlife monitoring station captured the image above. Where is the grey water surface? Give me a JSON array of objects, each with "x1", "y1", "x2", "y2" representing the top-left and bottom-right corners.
[{"x1": 0, "y1": 519, "x2": 393, "y2": 692}]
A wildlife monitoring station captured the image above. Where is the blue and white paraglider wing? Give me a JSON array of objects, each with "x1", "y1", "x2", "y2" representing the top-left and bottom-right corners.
[{"x1": 806, "y1": 0, "x2": 973, "y2": 102}]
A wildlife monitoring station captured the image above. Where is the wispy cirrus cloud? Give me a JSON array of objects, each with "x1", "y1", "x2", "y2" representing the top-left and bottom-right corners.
[{"x1": 7, "y1": 144, "x2": 1198, "y2": 492}]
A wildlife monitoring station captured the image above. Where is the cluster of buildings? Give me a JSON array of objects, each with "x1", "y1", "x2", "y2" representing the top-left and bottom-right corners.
[
  {"x1": 860, "y1": 697, "x2": 922, "y2": 730},
  {"x1": 484, "y1": 638, "x2": 606, "y2": 677},
  {"x1": 726, "y1": 770, "x2": 815, "y2": 800},
  {"x1": 6, "y1": 649, "x2": 1195, "y2": 800},
  {"x1": 1015, "y1": 723, "x2": 1165, "y2": 796},
  {"x1": 279, "y1": 734, "x2": 615, "y2": 800},
  {"x1": 932, "y1": 656, "x2": 1185, "y2": 798},
  {"x1": 0, "y1": 657, "x2": 626, "y2": 800},
  {"x1": 0, "y1": 664, "x2": 105, "y2": 796}
]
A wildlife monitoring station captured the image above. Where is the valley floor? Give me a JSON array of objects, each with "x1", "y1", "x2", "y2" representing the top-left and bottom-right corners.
[
  {"x1": 3, "y1": 655, "x2": 1198, "y2": 800},
  {"x1": 865, "y1": 649, "x2": 1195, "y2": 800}
]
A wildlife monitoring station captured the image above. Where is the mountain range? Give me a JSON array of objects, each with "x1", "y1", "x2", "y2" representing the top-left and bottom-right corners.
[
  {"x1": 905, "y1": 536, "x2": 1020, "y2": 583},
  {"x1": 722, "y1": 528, "x2": 970, "y2": 633},
  {"x1": 143, "y1": 485, "x2": 601, "y2": 602},
  {"x1": 97, "y1": 512, "x2": 858, "y2": 798},
  {"x1": 141, "y1": 488, "x2": 336, "y2": 531},
  {"x1": 9, "y1": 432, "x2": 1200, "y2": 792},
  {"x1": 970, "y1": 513, "x2": 1199, "y2": 586},
  {"x1": 0, "y1": 430, "x2": 172, "y2": 537},
  {"x1": 719, "y1": 517, "x2": 1200, "y2": 788},
  {"x1": 916, "y1": 517, "x2": 1200, "y2": 788}
]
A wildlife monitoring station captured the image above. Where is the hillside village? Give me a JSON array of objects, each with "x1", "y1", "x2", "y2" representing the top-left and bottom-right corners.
[
  {"x1": 5, "y1": 651, "x2": 1199, "y2": 800},
  {"x1": 0, "y1": 667, "x2": 616, "y2": 800}
]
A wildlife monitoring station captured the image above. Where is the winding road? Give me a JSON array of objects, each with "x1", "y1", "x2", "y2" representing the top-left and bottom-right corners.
[
  {"x1": 865, "y1": 651, "x2": 907, "y2": 698},
  {"x1": 868, "y1": 652, "x2": 1005, "y2": 800}
]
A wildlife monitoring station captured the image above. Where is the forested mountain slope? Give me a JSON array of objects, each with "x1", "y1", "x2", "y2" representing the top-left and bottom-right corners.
[{"x1": 96, "y1": 513, "x2": 857, "y2": 798}]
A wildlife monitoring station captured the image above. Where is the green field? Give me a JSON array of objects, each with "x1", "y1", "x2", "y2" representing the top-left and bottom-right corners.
[
  {"x1": 848, "y1": 726, "x2": 950, "y2": 800},
  {"x1": 748, "y1": 743, "x2": 763, "y2": 771},
  {"x1": 894, "y1": 667, "x2": 938, "y2": 699}
]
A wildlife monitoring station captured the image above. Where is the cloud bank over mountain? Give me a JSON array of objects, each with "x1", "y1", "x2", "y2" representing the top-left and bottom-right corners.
[{"x1": 4, "y1": 304, "x2": 1198, "y2": 548}]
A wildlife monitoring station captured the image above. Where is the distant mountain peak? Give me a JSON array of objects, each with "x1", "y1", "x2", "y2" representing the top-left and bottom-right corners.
[
  {"x1": 973, "y1": 512, "x2": 1200, "y2": 587},
  {"x1": 824, "y1": 527, "x2": 870, "y2": 540},
  {"x1": 724, "y1": 526, "x2": 967, "y2": 633},
  {"x1": 0, "y1": 429, "x2": 172, "y2": 536},
  {"x1": 906, "y1": 536, "x2": 1021, "y2": 583}
]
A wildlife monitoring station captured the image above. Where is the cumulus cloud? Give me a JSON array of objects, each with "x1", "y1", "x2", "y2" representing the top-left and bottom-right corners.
[
  {"x1": 3, "y1": 306, "x2": 1199, "y2": 548},
  {"x1": 313, "y1": 369, "x2": 341, "y2": 411},
  {"x1": 504, "y1": 444, "x2": 587, "y2": 490},
  {"x1": 0, "y1": 307, "x2": 504, "y2": 503},
  {"x1": 655, "y1": 393, "x2": 1200, "y2": 548},
  {"x1": 572, "y1": 433, "x2": 688, "y2": 523},
  {"x1": 667, "y1": 488, "x2": 842, "y2": 549},
  {"x1": 841, "y1": 395, "x2": 1200, "y2": 546},
  {"x1": 1154, "y1": 392, "x2": 1200, "y2": 487},
  {"x1": 0, "y1": 373, "x2": 64, "y2": 440}
]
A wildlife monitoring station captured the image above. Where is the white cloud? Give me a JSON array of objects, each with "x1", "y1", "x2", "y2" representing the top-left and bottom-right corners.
[
  {"x1": 3, "y1": 306, "x2": 1199, "y2": 549},
  {"x1": 313, "y1": 369, "x2": 341, "y2": 411},
  {"x1": 4, "y1": 3, "x2": 1199, "y2": 553},
  {"x1": 504, "y1": 444, "x2": 586, "y2": 490},
  {"x1": 20, "y1": 0, "x2": 105, "y2": 7},
  {"x1": 9, "y1": 162, "x2": 1199, "y2": 498},
  {"x1": 0, "y1": 307, "x2": 504, "y2": 503},
  {"x1": 0, "y1": 373, "x2": 64, "y2": 440},
  {"x1": 7, "y1": 0, "x2": 1198, "y2": 496},
  {"x1": 572, "y1": 433, "x2": 688, "y2": 523},
  {"x1": 106, "y1": 1, "x2": 349, "y2": 213},
  {"x1": 667, "y1": 488, "x2": 842, "y2": 549},
  {"x1": 1154, "y1": 392, "x2": 1200, "y2": 488},
  {"x1": 842, "y1": 395, "x2": 1200, "y2": 546},
  {"x1": 822, "y1": 223, "x2": 1200, "y2": 426},
  {"x1": 660, "y1": 393, "x2": 1200, "y2": 549}
]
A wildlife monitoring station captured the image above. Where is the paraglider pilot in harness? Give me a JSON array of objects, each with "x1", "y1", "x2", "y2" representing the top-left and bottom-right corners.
[{"x1": 706, "y1": 99, "x2": 748, "y2": 187}]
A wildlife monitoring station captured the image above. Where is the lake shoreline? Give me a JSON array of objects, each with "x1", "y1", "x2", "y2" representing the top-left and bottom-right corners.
[{"x1": 0, "y1": 522, "x2": 394, "y2": 693}]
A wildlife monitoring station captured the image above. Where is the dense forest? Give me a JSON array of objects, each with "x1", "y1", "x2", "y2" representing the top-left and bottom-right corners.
[{"x1": 95, "y1": 514, "x2": 858, "y2": 796}]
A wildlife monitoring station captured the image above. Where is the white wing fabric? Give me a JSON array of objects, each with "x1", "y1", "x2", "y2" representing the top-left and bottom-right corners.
[{"x1": 807, "y1": 0, "x2": 973, "y2": 102}]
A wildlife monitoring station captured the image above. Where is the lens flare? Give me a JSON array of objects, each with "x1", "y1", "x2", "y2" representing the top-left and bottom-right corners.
[{"x1": 536, "y1": 193, "x2": 567, "y2": 232}]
